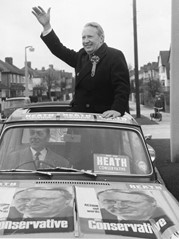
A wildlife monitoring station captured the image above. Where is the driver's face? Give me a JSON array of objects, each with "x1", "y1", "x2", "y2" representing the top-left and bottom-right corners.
[
  {"x1": 29, "y1": 128, "x2": 49, "y2": 151},
  {"x1": 98, "y1": 191, "x2": 155, "y2": 220}
]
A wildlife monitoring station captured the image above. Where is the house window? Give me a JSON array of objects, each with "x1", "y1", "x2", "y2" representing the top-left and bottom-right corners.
[
  {"x1": 17, "y1": 75, "x2": 19, "y2": 83},
  {"x1": 13, "y1": 75, "x2": 16, "y2": 83},
  {"x1": 9, "y1": 74, "x2": 13, "y2": 83}
]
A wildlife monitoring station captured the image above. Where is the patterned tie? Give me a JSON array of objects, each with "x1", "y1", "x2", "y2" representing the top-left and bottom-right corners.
[{"x1": 34, "y1": 151, "x2": 41, "y2": 168}]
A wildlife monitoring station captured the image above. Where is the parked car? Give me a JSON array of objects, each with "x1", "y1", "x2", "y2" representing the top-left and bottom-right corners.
[
  {"x1": 1, "y1": 97, "x2": 31, "y2": 119},
  {"x1": 0, "y1": 105, "x2": 178, "y2": 238}
]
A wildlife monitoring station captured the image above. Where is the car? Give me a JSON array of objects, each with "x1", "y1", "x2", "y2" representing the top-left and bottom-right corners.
[
  {"x1": 1, "y1": 97, "x2": 31, "y2": 119},
  {"x1": 0, "y1": 105, "x2": 178, "y2": 238}
]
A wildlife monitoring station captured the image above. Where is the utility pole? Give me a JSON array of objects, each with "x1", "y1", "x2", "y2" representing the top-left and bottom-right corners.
[
  {"x1": 171, "y1": 0, "x2": 179, "y2": 162},
  {"x1": 24, "y1": 46, "x2": 35, "y2": 97},
  {"x1": 133, "y1": 0, "x2": 141, "y2": 118}
]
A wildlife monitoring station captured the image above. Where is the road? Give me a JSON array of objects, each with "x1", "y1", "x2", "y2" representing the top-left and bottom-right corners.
[{"x1": 130, "y1": 101, "x2": 179, "y2": 202}]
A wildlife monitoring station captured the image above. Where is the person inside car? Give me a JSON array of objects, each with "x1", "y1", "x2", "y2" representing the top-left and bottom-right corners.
[{"x1": 5, "y1": 128, "x2": 70, "y2": 170}]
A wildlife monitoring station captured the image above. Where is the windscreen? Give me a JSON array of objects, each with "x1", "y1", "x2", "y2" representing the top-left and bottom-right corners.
[{"x1": 0, "y1": 126, "x2": 152, "y2": 175}]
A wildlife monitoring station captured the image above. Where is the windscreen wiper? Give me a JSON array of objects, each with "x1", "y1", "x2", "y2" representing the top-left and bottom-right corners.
[
  {"x1": 41, "y1": 167, "x2": 97, "y2": 177},
  {"x1": 0, "y1": 169, "x2": 52, "y2": 177}
]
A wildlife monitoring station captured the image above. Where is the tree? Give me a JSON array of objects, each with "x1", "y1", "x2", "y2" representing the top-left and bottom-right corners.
[
  {"x1": 43, "y1": 67, "x2": 61, "y2": 100},
  {"x1": 147, "y1": 79, "x2": 162, "y2": 98},
  {"x1": 141, "y1": 79, "x2": 163, "y2": 106}
]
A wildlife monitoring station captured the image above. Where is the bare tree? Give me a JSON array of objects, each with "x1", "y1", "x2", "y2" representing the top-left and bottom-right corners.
[{"x1": 43, "y1": 67, "x2": 61, "y2": 100}]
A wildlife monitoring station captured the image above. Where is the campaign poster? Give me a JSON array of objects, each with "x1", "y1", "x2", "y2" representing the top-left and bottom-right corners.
[
  {"x1": 94, "y1": 154, "x2": 131, "y2": 174},
  {"x1": 75, "y1": 184, "x2": 179, "y2": 239},
  {"x1": 0, "y1": 187, "x2": 16, "y2": 222},
  {"x1": 0, "y1": 186, "x2": 74, "y2": 235}
]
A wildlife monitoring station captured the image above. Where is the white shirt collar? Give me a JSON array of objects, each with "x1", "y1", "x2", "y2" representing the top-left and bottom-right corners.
[{"x1": 30, "y1": 148, "x2": 47, "y2": 161}]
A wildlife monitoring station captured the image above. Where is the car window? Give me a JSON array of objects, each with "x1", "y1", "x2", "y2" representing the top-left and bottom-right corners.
[{"x1": 0, "y1": 126, "x2": 152, "y2": 175}]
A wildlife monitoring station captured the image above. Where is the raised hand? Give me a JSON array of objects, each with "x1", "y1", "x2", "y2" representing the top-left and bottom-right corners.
[{"x1": 32, "y1": 6, "x2": 51, "y2": 30}]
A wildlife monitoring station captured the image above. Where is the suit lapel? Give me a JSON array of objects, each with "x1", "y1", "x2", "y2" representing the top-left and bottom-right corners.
[
  {"x1": 75, "y1": 54, "x2": 91, "y2": 87},
  {"x1": 17, "y1": 148, "x2": 35, "y2": 170},
  {"x1": 44, "y1": 149, "x2": 56, "y2": 167}
]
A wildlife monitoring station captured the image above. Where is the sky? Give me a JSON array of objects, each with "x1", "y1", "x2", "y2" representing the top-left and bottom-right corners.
[{"x1": 0, "y1": 0, "x2": 171, "y2": 75}]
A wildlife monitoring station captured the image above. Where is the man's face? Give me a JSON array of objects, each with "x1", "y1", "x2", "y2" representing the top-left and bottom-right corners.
[
  {"x1": 29, "y1": 128, "x2": 49, "y2": 151},
  {"x1": 98, "y1": 191, "x2": 156, "y2": 220},
  {"x1": 14, "y1": 189, "x2": 70, "y2": 218},
  {"x1": 82, "y1": 26, "x2": 103, "y2": 55}
]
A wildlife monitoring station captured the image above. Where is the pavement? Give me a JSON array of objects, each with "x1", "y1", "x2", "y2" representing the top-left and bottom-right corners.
[
  {"x1": 129, "y1": 101, "x2": 170, "y2": 138},
  {"x1": 129, "y1": 101, "x2": 179, "y2": 202}
]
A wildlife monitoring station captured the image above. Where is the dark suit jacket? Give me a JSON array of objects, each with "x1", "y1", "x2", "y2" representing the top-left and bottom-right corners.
[
  {"x1": 5, "y1": 147, "x2": 69, "y2": 170},
  {"x1": 41, "y1": 30, "x2": 130, "y2": 115}
]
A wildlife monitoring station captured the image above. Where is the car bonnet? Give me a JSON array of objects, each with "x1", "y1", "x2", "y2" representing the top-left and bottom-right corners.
[{"x1": 0, "y1": 180, "x2": 178, "y2": 238}]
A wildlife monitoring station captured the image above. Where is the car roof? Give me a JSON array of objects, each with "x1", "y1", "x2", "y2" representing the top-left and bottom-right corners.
[{"x1": 6, "y1": 106, "x2": 138, "y2": 126}]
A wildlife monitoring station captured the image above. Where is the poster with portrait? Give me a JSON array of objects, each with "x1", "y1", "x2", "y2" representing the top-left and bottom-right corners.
[
  {"x1": 75, "y1": 183, "x2": 179, "y2": 239},
  {"x1": 0, "y1": 185, "x2": 74, "y2": 235}
]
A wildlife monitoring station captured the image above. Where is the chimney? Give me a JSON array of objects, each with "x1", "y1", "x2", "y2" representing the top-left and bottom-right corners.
[
  {"x1": 5, "y1": 57, "x2": 13, "y2": 65},
  {"x1": 27, "y1": 61, "x2": 31, "y2": 68},
  {"x1": 49, "y1": 64, "x2": 53, "y2": 69}
]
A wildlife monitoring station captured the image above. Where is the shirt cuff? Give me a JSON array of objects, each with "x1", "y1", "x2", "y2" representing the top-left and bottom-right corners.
[{"x1": 42, "y1": 27, "x2": 52, "y2": 36}]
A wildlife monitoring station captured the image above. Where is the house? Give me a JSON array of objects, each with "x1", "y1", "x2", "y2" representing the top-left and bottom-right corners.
[
  {"x1": 129, "y1": 50, "x2": 170, "y2": 111},
  {"x1": 158, "y1": 50, "x2": 170, "y2": 91},
  {"x1": 0, "y1": 57, "x2": 25, "y2": 99},
  {"x1": 139, "y1": 62, "x2": 159, "y2": 84},
  {"x1": 130, "y1": 62, "x2": 159, "y2": 91},
  {"x1": 0, "y1": 67, "x2": 8, "y2": 99}
]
